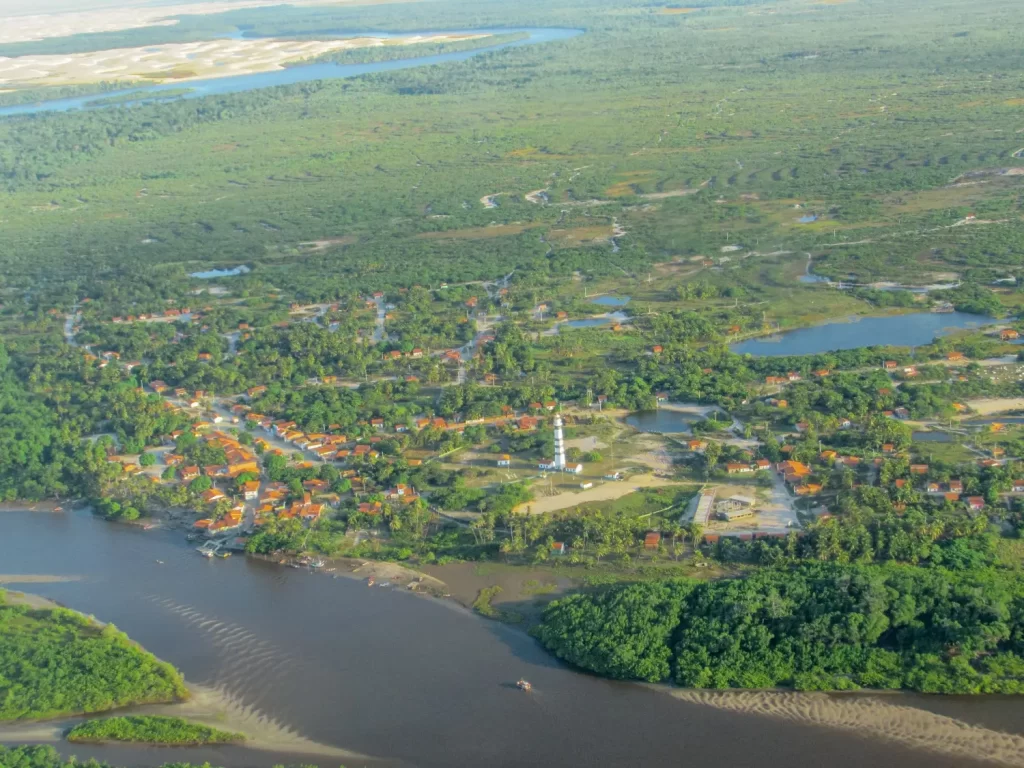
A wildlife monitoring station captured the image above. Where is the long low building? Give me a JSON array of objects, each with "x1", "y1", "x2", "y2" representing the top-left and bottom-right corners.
[{"x1": 686, "y1": 489, "x2": 717, "y2": 525}]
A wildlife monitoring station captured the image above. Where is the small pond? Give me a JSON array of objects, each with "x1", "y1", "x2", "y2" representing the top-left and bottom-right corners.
[
  {"x1": 626, "y1": 410, "x2": 693, "y2": 434},
  {"x1": 730, "y1": 312, "x2": 991, "y2": 357},
  {"x1": 556, "y1": 311, "x2": 628, "y2": 331},
  {"x1": 590, "y1": 295, "x2": 631, "y2": 307},
  {"x1": 189, "y1": 265, "x2": 251, "y2": 279},
  {"x1": 798, "y1": 215, "x2": 818, "y2": 224},
  {"x1": 912, "y1": 431, "x2": 956, "y2": 443}
]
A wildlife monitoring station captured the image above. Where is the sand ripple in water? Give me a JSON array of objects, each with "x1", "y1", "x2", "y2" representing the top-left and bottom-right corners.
[{"x1": 670, "y1": 690, "x2": 1024, "y2": 767}]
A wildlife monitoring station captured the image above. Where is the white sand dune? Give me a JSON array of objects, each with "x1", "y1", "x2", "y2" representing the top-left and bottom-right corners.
[
  {"x1": 0, "y1": 1, "x2": 409, "y2": 45},
  {"x1": 0, "y1": 33, "x2": 486, "y2": 87},
  {"x1": 669, "y1": 689, "x2": 1024, "y2": 767}
]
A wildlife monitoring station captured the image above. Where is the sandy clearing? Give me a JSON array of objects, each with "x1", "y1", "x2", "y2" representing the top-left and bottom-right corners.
[
  {"x1": 964, "y1": 398, "x2": 1024, "y2": 416},
  {"x1": 518, "y1": 474, "x2": 681, "y2": 515},
  {"x1": 0, "y1": 33, "x2": 487, "y2": 87},
  {"x1": 0, "y1": 1, "x2": 413, "y2": 45},
  {"x1": 667, "y1": 689, "x2": 1024, "y2": 767}
]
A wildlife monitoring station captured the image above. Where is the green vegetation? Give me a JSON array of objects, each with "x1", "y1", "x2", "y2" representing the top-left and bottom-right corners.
[
  {"x1": 288, "y1": 32, "x2": 530, "y2": 67},
  {"x1": 0, "y1": 594, "x2": 188, "y2": 721},
  {"x1": 471, "y1": 585, "x2": 504, "y2": 617},
  {"x1": 66, "y1": 716, "x2": 243, "y2": 746},
  {"x1": 538, "y1": 563, "x2": 1024, "y2": 693},
  {"x1": 0, "y1": 745, "x2": 319, "y2": 768}
]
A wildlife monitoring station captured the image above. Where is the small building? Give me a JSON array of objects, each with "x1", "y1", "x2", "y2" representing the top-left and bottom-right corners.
[
  {"x1": 726, "y1": 463, "x2": 753, "y2": 474},
  {"x1": 718, "y1": 506, "x2": 755, "y2": 521},
  {"x1": 644, "y1": 532, "x2": 661, "y2": 550},
  {"x1": 883, "y1": 361, "x2": 898, "y2": 370},
  {"x1": 550, "y1": 541, "x2": 567, "y2": 556},
  {"x1": 1001, "y1": 329, "x2": 1019, "y2": 341},
  {"x1": 497, "y1": 454, "x2": 512, "y2": 467},
  {"x1": 538, "y1": 459, "x2": 557, "y2": 471},
  {"x1": 967, "y1": 496, "x2": 985, "y2": 511}
]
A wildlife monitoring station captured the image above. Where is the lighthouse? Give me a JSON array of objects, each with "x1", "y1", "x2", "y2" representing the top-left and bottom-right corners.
[{"x1": 553, "y1": 414, "x2": 567, "y2": 471}]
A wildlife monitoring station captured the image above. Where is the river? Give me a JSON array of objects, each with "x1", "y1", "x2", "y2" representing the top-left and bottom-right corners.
[
  {"x1": 730, "y1": 312, "x2": 990, "y2": 357},
  {"x1": 0, "y1": 28, "x2": 581, "y2": 118},
  {"x1": 2, "y1": 509, "x2": 1024, "y2": 768}
]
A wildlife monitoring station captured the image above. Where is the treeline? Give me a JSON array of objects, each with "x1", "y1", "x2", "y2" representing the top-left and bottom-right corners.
[{"x1": 537, "y1": 563, "x2": 1024, "y2": 692}]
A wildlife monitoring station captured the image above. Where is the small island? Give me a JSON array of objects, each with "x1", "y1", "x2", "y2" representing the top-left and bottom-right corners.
[
  {"x1": 67, "y1": 715, "x2": 244, "y2": 746},
  {"x1": 0, "y1": 591, "x2": 188, "y2": 722}
]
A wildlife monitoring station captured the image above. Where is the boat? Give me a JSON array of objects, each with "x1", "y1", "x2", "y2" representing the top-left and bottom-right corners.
[
  {"x1": 53, "y1": 506, "x2": 63, "y2": 512},
  {"x1": 309, "y1": 559, "x2": 325, "y2": 569},
  {"x1": 199, "y1": 550, "x2": 214, "y2": 558},
  {"x1": 367, "y1": 576, "x2": 375, "y2": 587},
  {"x1": 516, "y1": 680, "x2": 532, "y2": 691},
  {"x1": 217, "y1": 552, "x2": 231, "y2": 559}
]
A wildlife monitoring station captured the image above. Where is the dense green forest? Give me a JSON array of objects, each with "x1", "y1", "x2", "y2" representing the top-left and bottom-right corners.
[
  {"x1": 0, "y1": 594, "x2": 187, "y2": 721},
  {"x1": 537, "y1": 563, "x2": 1024, "y2": 692},
  {"x1": 66, "y1": 716, "x2": 243, "y2": 746}
]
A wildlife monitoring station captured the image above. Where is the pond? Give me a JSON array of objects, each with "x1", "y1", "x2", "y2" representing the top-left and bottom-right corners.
[
  {"x1": 590, "y1": 295, "x2": 631, "y2": 307},
  {"x1": 0, "y1": 28, "x2": 582, "y2": 117},
  {"x1": 626, "y1": 410, "x2": 693, "y2": 434},
  {"x1": 553, "y1": 311, "x2": 628, "y2": 332},
  {"x1": 730, "y1": 312, "x2": 991, "y2": 357},
  {"x1": 189, "y1": 266, "x2": 251, "y2": 279},
  {"x1": 798, "y1": 215, "x2": 818, "y2": 224}
]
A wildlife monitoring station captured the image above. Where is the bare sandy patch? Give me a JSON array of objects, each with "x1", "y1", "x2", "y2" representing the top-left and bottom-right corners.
[
  {"x1": 965, "y1": 398, "x2": 1024, "y2": 416},
  {"x1": 518, "y1": 474, "x2": 680, "y2": 515},
  {"x1": 667, "y1": 689, "x2": 1024, "y2": 767},
  {"x1": 0, "y1": 1, "x2": 420, "y2": 45},
  {"x1": 0, "y1": 574, "x2": 82, "y2": 584},
  {"x1": 298, "y1": 236, "x2": 357, "y2": 252}
]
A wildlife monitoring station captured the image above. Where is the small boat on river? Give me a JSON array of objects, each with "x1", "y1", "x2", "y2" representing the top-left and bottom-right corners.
[
  {"x1": 516, "y1": 680, "x2": 532, "y2": 691},
  {"x1": 367, "y1": 576, "x2": 376, "y2": 587}
]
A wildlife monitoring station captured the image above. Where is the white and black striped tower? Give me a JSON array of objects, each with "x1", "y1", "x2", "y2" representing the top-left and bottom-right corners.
[{"x1": 553, "y1": 414, "x2": 566, "y2": 471}]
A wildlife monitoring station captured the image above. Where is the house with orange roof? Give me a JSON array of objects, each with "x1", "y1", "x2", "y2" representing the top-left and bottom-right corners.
[{"x1": 201, "y1": 488, "x2": 226, "y2": 504}]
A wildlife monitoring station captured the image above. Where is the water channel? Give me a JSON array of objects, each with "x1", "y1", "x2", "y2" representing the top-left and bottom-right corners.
[
  {"x1": 3, "y1": 509, "x2": 1024, "y2": 768},
  {"x1": 730, "y1": 312, "x2": 990, "y2": 357},
  {"x1": 0, "y1": 28, "x2": 582, "y2": 117}
]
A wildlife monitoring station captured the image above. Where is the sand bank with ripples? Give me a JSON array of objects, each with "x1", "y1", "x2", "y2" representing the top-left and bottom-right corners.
[{"x1": 667, "y1": 689, "x2": 1024, "y2": 767}]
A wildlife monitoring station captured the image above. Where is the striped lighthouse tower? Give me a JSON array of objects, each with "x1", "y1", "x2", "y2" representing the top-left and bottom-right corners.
[{"x1": 553, "y1": 414, "x2": 567, "y2": 471}]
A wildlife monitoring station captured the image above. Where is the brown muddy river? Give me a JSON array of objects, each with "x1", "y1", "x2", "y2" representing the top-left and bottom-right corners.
[{"x1": 2, "y1": 509, "x2": 1024, "y2": 768}]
